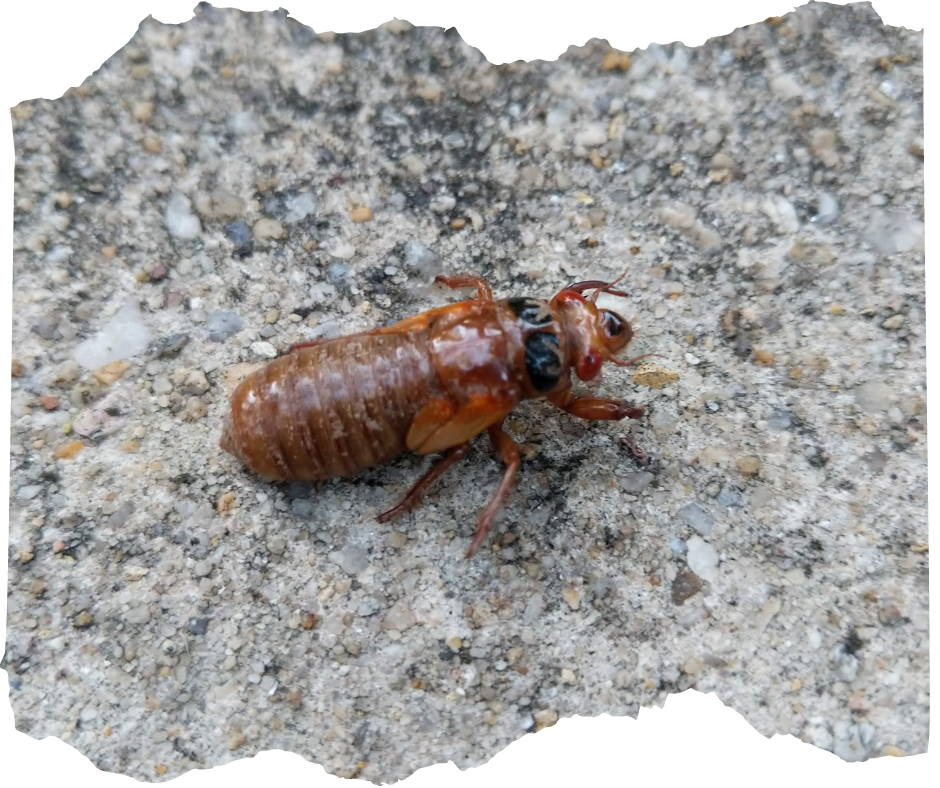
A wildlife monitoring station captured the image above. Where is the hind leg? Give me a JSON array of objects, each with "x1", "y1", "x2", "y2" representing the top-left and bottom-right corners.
[{"x1": 377, "y1": 443, "x2": 470, "y2": 523}]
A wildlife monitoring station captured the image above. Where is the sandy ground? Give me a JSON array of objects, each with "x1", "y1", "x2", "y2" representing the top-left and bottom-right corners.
[{"x1": 6, "y1": 2, "x2": 926, "y2": 782}]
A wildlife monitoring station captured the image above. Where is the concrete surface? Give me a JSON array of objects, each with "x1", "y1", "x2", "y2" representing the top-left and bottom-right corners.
[{"x1": 6, "y1": 2, "x2": 926, "y2": 781}]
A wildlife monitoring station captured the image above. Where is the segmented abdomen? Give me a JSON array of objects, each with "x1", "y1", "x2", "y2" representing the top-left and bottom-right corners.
[{"x1": 220, "y1": 332, "x2": 436, "y2": 481}]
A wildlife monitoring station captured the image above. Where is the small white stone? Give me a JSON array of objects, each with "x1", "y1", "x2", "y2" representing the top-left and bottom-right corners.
[
  {"x1": 574, "y1": 124, "x2": 608, "y2": 147},
  {"x1": 72, "y1": 300, "x2": 151, "y2": 370},
  {"x1": 125, "y1": 605, "x2": 152, "y2": 625},
  {"x1": 328, "y1": 241, "x2": 356, "y2": 260},
  {"x1": 165, "y1": 193, "x2": 202, "y2": 240},
  {"x1": 251, "y1": 342, "x2": 277, "y2": 359},
  {"x1": 686, "y1": 536, "x2": 718, "y2": 583}
]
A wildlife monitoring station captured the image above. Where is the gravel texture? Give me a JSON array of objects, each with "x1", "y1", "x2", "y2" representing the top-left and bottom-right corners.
[{"x1": 6, "y1": 2, "x2": 926, "y2": 782}]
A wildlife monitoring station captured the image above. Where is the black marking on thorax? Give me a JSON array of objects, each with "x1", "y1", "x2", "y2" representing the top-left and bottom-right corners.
[
  {"x1": 525, "y1": 331, "x2": 562, "y2": 392},
  {"x1": 507, "y1": 297, "x2": 553, "y2": 329}
]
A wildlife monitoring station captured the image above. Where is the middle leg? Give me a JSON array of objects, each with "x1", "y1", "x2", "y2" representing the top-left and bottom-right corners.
[{"x1": 465, "y1": 423, "x2": 520, "y2": 558}]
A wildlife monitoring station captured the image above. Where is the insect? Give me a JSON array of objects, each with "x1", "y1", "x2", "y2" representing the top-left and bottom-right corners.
[{"x1": 220, "y1": 273, "x2": 659, "y2": 558}]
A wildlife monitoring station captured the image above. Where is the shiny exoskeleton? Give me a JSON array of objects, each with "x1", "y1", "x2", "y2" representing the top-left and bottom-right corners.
[{"x1": 220, "y1": 274, "x2": 658, "y2": 557}]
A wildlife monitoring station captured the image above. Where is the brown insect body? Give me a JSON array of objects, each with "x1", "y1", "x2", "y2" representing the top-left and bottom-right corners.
[{"x1": 221, "y1": 274, "x2": 657, "y2": 557}]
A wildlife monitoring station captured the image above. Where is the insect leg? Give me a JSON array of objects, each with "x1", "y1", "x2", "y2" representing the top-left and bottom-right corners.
[
  {"x1": 376, "y1": 443, "x2": 470, "y2": 524},
  {"x1": 548, "y1": 390, "x2": 645, "y2": 420},
  {"x1": 465, "y1": 423, "x2": 520, "y2": 558},
  {"x1": 434, "y1": 274, "x2": 493, "y2": 301}
]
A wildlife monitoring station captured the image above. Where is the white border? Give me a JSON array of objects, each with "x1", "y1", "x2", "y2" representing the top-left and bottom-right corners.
[{"x1": 1, "y1": 2, "x2": 932, "y2": 787}]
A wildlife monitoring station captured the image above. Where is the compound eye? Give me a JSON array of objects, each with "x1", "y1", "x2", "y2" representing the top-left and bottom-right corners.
[
  {"x1": 602, "y1": 311, "x2": 625, "y2": 337},
  {"x1": 524, "y1": 331, "x2": 562, "y2": 392}
]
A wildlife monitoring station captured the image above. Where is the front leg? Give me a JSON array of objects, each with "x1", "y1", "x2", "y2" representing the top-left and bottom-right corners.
[{"x1": 548, "y1": 389, "x2": 645, "y2": 420}]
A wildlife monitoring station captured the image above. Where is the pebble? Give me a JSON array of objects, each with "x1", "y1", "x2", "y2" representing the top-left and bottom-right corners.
[
  {"x1": 39, "y1": 395, "x2": 59, "y2": 410},
  {"x1": 74, "y1": 611, "x2": 94, "y2": 628},
  {"x1": 403, "y1": 241, "x2": 441, "y2": 279},
  {"x1": 756, "y1": 596, "x2": 781, "y2": 631},
  {"x1": 152, "y1": 376, "x2": 173, "y2": 395},
  {"x1": 736, "y1": 456, "x2": 761, "y2": 476},
  {"x1": 601, "y1": 51, "x2": 632, "y2": 72},
  {"x1": 207, "y1": 311, "x2": 245, "y2": 341},
  {"x1": 350, "y1": 206, "x2": 373, "y2": 223},
  {"x1": 53, "y1": 441, "x2": 84, "y2": 460},
  {"x1": 855, "y1": 381, "x2": 894, "y2": 413},
  {"x1": 685, "y1": 537, "x2": 718, "y2": 583},
  {"x1": 195, "y1": 189, "x2": 245, "y2": 220},
  {"x1": 93, "y1": 360, "x2": 131, "y2": 386},
  {"x1": 533, "y1": 709, "x2": 558, "y2": 731},
  {"x1": 125, "y1": 605, "x2": 152, "y2": 625},
  {"x1": 431, "y1": 195, "x2": 457, "y2": 213},
  {"x1": 717, "y1": 486, "x2": 744, "y2": 508},
  {"x1": 865, "y1": 210, "x2": 924, "y2": 254},
  {"x1": 671, "y1": 570, "x2": 702, "y2": 604},
  {"x1": 251, "y1": 342, "x2": 278, "y2": 359},
  {"x1": 574, "y1": 124, "x2": 608, "y2": 147},
  {"x1": 523, "y1": 593, "x2": 545, "y2": 623},
  {"x1": 185, "y1": 397, "x2": 208, "y2": 420},
  {"x1": 669, "y1": 538, "x2": 687, "y2": 556},
  {"x1": 881, "y1": 314, "x2": 904, "y2": 330},
  {"x1": 442, "y1": 131, "x2": 466, "y2": 150},
  {"x1": 253, "y1": 218, "x2": 286, "y2": 241},
  {"x1": 181, "y1": 369, "x2": 209, "y2": 394},
  {"x1": 328, "y1": 241, "x2": 356, "y2": 260},
  {"x1": 228, "y1": 111, "x2": 260, "y2": 135},
  {"x1": 878, "y1": 606, "x2": 903, "y2": 626},
  {"x1": 329, "y1": 546, "x2": 370, "y2": 575},
  {"x1": 223, "y1": 219, "x2": 252, "y2": 247},
  {"x1": 382, "y1": 600, "x2": 417, "y2": 631},
  {"x1": 678, "y1": 503, "x2": 715, "y2": 535},
  {"x1": 562, "y1": 587, "x2": 581, "y2": 610},
  {"x1": 681, "y1": 656, "x2": 705, "y2": 676},
  {"x1": 383, "y1": 532, "x2": 406, "y2": 551},
  {"x1": 621, "y1": 472, "x2": 655, "y2": 493},
  {"x1": 193, "y1": 560, "x2": 212, "y2": 578},
  {"x1": 124, "y1": 566, "x2": 149, "y2": 582},
  {"x1": 813, "y1": 192, "x2": 841, "y2": 224},
  {"x1": 752, "y1": 349, "x2": 775, "y2": 366},
  {"x1": 283, "y1": 192, "x2": 318, "y2": 223},
  {"x1": 165, "y1": 193, "x2": 202, "y2": 240},
  {"x1": 73, "y1": 301, "x2": 151, "y2": 370},
  {"x1": 632, "y1": 363, "x2": 679, "y2": 389},
  {"x1": 160, "y1": 334, "x2": 190, "y2": 358}
]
